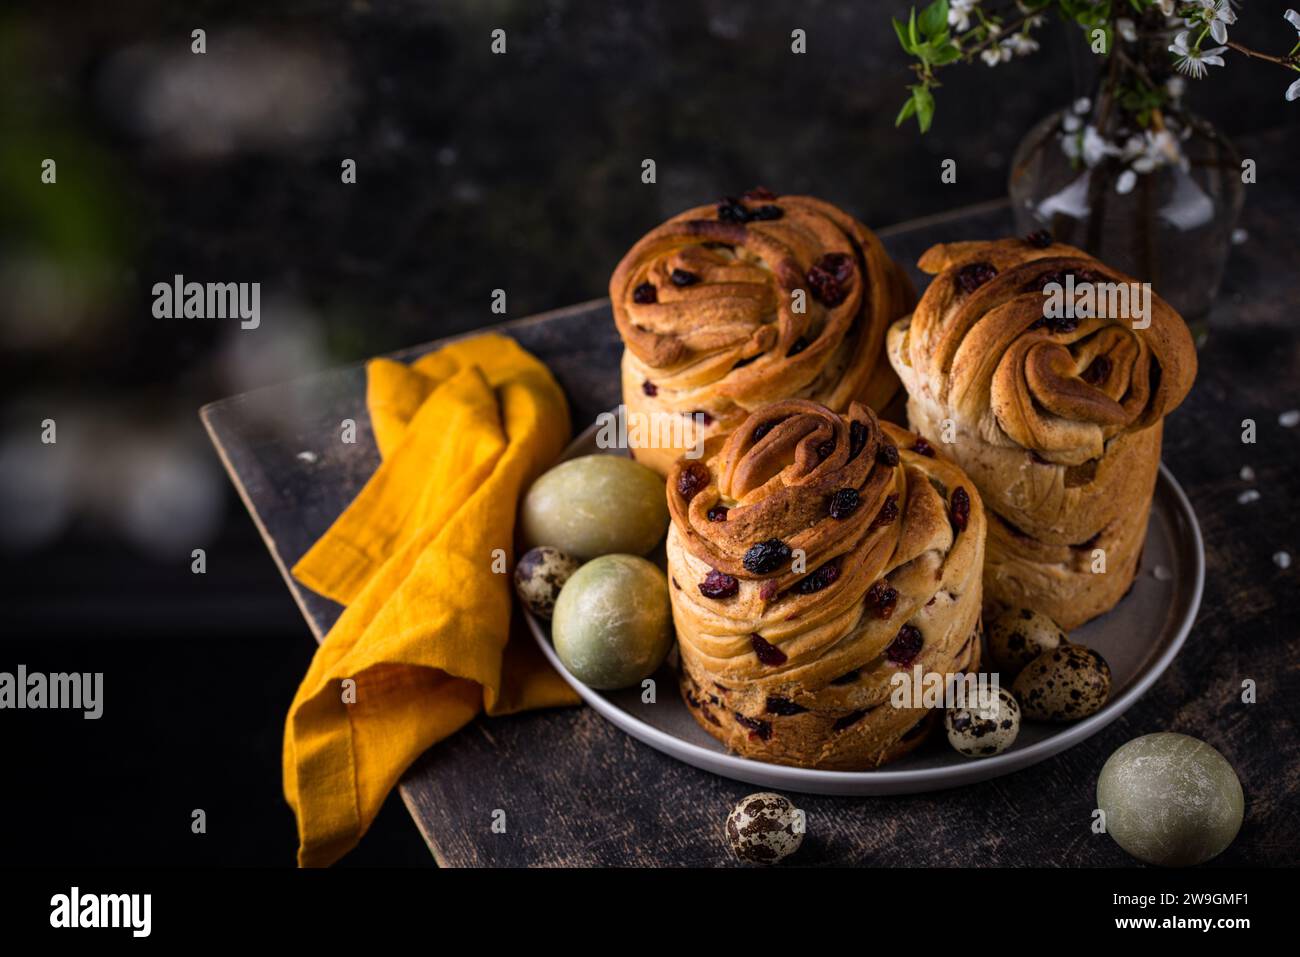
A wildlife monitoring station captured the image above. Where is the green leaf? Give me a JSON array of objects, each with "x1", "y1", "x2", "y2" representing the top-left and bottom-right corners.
[
  {"x1": 892, "y1": 16, "x2": 913, "y2": 53},
  {"x1": 895, "y1": 95, "x2": 919, "y2": 127},
  {"x1": 933, "y1": 40, "x2": 962, "y2": 65},
  {"x1": 909, "y1": 7, "x2": 919, "y2": 49},
  {"x1": 913, "y1": 86, "x2": 936, "y2": 133},
  {"x1": 918, "y1": 0, "x2": 950, "y2": 39}
]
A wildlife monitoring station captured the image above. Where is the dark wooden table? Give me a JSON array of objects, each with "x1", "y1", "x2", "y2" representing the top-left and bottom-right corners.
[{"x1": 202, "y1": 127, "x2": 1298, "y2": 866}]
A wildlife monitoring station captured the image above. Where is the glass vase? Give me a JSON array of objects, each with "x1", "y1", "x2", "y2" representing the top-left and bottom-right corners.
[{"x1": 1009, "y1": 105, "x2": 1243, "y2": 333}]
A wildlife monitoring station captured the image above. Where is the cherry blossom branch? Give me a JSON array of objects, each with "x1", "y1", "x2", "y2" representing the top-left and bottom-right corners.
[
  {"x1": 961, "y1": 14, "x2": 1033, "y2": 59},
  {"x1": 1224, "y1": 41, "x2": 1300, "y2": 71}
]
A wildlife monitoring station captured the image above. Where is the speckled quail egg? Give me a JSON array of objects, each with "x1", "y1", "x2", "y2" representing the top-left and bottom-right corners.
[
  {"x1": 725, "y1": 792, "x2": 804, "y2": 865},
  {"x1": 945, "y1": 686, "x2": 1021, "y2": 757},
  {"x1": 513, "y1": 546, "x2": 580, "y2": 619},
  {"x1": 1012, "y1": 643, "x2": 1112, "y2": 722},
  {"x1": 986, "y1": 607, "x2": 1069, "y2": 679}
]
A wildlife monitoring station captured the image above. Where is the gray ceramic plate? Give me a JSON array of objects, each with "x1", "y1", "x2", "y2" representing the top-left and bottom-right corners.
[{"x1": 525, "y1": 418, "x2": 1204, "y2": 796}]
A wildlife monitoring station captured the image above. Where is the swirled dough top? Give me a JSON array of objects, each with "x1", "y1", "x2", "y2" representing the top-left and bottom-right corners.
[
  {"x1": 611, "y1": 193, "x2": 904, "y2": 410},
  {"x1": 896, "y1": 237, "x2": 1196, "y2": 465}
]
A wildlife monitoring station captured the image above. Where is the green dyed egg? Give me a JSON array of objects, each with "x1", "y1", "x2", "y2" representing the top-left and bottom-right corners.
[
  {"x1": 521, "y1": 455, "x2": 668, "y2": 561},
  {"x1": 551, "y1": 554, "x2": 673, "y2": 690},
  {"x1": 1097, "y1": 732, "x2": 1244, "y2": 867}
]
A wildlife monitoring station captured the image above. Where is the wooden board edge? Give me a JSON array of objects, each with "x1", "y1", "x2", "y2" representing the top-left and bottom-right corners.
[
  {"x1": 397, "y1": 785, "x2": 449, "y2": 868},
  {"x1": 877, "y1": 196, "x2": 1011, "y2": 238},
  {"x1": 198, "y1": 407, "x2": 325, "y2": 643},
  {"x1": 200, "y1": 405, "x2": 447, "y2": 864}
]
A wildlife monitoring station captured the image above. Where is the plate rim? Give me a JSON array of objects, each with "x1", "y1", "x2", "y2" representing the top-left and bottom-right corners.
[{"x1": 525, "y1": 417, "x2": 1205, "y2": 795}]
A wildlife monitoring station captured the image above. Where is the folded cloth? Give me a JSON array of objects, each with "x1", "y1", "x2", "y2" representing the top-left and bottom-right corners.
[{"x1": 285, "y1": 334, "x2": 580, "y2": 867}]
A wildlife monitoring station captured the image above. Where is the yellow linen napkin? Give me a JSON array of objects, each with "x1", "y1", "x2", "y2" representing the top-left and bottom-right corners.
[{"x1": 285, "y1": 334, "x2": 581, "y2": 867}]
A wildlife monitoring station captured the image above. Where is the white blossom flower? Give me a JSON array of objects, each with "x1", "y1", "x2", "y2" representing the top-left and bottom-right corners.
[
  {"x1": 1278, "y1": 18, "x2": 1300, "y2": 100},
  {"x1": 1061, "y1": 132, "x2": 1080, "y2": 161},
  {"x1": 1166, "y1": 75, "x2": 1187, "y2": 99},
  {"x1": 1081, "y1": 126, "x2": 1121, "y2": 167},
  {"x1": 1126, "y1": 129, "x2": 1184, "y2": 172},
  {"x1": 1073, "y1": 97, "x2": 1092, "y2": 114},
  {"x1": 949, "y1": 0, "x2": 980, "y2": 32},
  {"x1": 1157, "y1": 0, "x2": 1176, "y2": 15},
  {"x1": 1005, "y1": 34, "x2": 1040, "y2": 57},
  {"x1": 1116, "y1": 18, "x2": 1138, "y2": 43},
  {"x1": 953, "y1": 2, "x2": 983, "y2": 34},
  {"x1": 1169, "y1": 31, "x2": 1227, "y2": 78},
  {"x1": 981, "y1": 37, "x2": 1014, "y2": 66},
  {"x1": 1099, "y1": 128, "x2": 1188, "y2": 192},
  {"x1": 1118, "y1": 127, "x2": 1190, "y2": 178},
  {"x1": 1062, "y1": 112, "x2": 1082, "y2": 132},
  {"x1": 1188, "y1": 1, "x2": 1236, "y2": 45},
  {"x1": 1016, "y1": 2, "x2": 1046, "y2": 29}
]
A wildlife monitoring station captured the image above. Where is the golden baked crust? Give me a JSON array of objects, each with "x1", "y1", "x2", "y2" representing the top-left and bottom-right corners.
[
  {"x1": 665, "y1": 399, "x2": 985, "y2": 769},
  {"x1": 887, "y1": 237, "x2": 1196, "y2": 629},
  {"x1": 611, "y1": 192, "x2": 913, "y2": 475}
]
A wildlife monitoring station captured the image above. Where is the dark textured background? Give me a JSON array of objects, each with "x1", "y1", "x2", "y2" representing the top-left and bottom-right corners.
[{"x1": 1, "y1": 1, "x2": 1295, "y2": 866}]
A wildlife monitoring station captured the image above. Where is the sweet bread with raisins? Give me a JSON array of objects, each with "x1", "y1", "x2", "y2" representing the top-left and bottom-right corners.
[
  {"x1": 665, "y1": 399, "x2": 985, "y2": 769},
  {"x1": 886, "y1": 236, "x2": 1196, "y2": 629},
  {"x1": 612, "y1": 192, "x2": 913, "y2": 476}
]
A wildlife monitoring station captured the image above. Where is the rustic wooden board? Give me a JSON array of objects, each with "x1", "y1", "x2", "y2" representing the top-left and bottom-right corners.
[{"x1": 202, "y1": 129, "x2": 1299, "y2": 866}]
